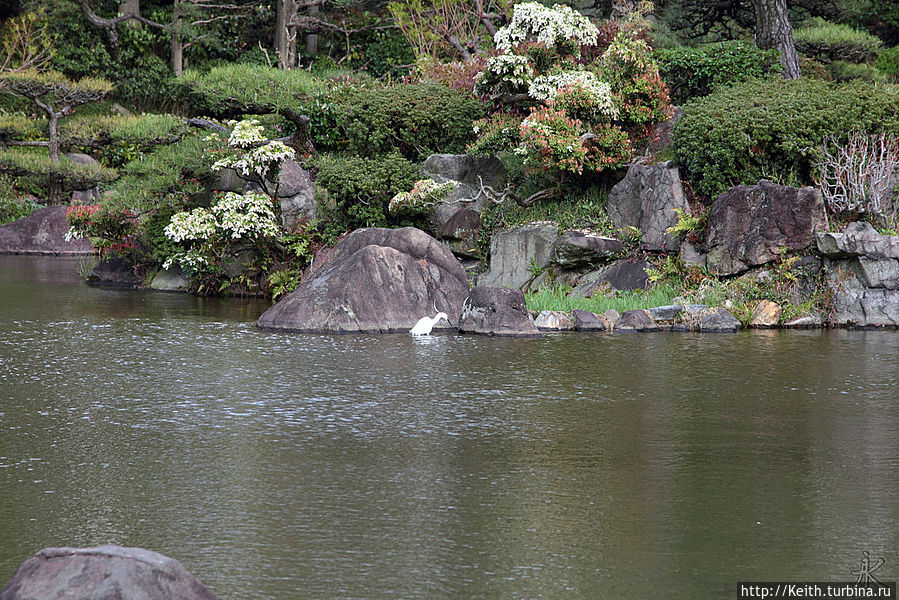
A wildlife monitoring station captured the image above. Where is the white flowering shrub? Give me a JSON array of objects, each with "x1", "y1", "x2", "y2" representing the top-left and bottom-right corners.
[
  {"x1": 211, "y1": 119, "x2": 296, "y2": 183},
  {"x1": 494, "y1": 3, "x2": 599, "y2": 52},
  {"x1": 475, "y1": 54, "x2": 535, "y2": 94},
  {"x1": 528, "y1": 71, "x2": 618, "y2": 119},
  {"x1": 162, "y1": 191, "x2": 280, "y2": 272}
]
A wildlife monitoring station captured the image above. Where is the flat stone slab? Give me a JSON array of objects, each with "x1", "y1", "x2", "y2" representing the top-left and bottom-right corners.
[
  {"x1": 831, "y1": 288, "x2": 899, "y2": 327},
  {"x1": 534, "y1": 310, "x2": 574, "y2": 331},
  {"x1": 816, "y1": 221, "x2": 899, "y2": 259}
]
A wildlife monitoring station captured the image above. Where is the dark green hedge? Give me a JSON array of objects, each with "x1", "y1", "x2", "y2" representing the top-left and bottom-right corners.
[
  {"x1": 673, "y1": 78, "x2": 899, "y2": 198},
  {"x1": 654, "y1": 41, "x2": 781, "y2": 104}
]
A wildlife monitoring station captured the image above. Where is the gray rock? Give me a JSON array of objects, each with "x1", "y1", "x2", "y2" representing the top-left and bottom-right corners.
[
  {"x1": 680, "y1": 240, "x2": 706, "y2": 268},
  {"x1": 221, "y1": 244, "x2": 259, "y2": 279},
  {"x1": 0, "y1": 206, "x2": 94, "y2": 255},
  {"x1": 698, "y1": 307, "x2": 742, "y2": 333},
  {"x1": 87, "y1": 256, "x2": 140, "y2": 288},
  {"x1": 615, "y1": 309, "x2": 660, "y2": 333},
  {"x1": 0, "y1": 545, "x2": 219, "y2": 600},
  {"x1": 648, "y1": 304, "x2": 684, "y2": 321},
  {"x1": 816, "y1": 221, "x2": 899, "y2": 259},
  {"x1": 606, "y1": 161, "x2": 689, "y2": 251},
  {"x1": 148, "y1": 265, "x2": 190, "y2": 292},
  {"x1": 422, "y1": 154, "x2": 507, "y2": 215},
  {"x1": 211, "y1": 167, "x2": 244, "y2": 193},
  {"x1": 854, "y1": 256, "x2": 899, "y2": 289},
  {"x1": 478, "y1": 223, "x2": 558, "y2": 290},
  {"x1": 572, "y1": 309, "x2": 605, "y2": 331},
  {"x1": 534, "y1": 310, "x2": 574, "y2": 331},
  {"x1": 599, "y1": 259, "x2": 651, "y2": 291},
  {"x1": 553, "y1": 231, "x2": 623, "y2": 267},
  {"x1": 435, "y1": 207, "x2": 481, "y2": 258},
  {"x1": 704, "y1": 180, "x2": 826, "y2": 276},
  {"x1": 783, "y1": 314, "x2": 823, "y2": 328},
  {"x1": 64, "y1": 153, "x2": 101, "y2": 200},
  {"x1": 600, "y1": 309, "x2": 620, "y2": 330},
  {"x1": 257, "y1": 227, "x2": 468, "y2": 333},
  {"x1": 831, "y1": 288, "x2": 899, "y2": 327},
  {"x1": 458, "y1": 286, "x2": 542, "y2": 337},
  {"x1": 646, "y1": 106, "x2": 682, "y2": 156}
]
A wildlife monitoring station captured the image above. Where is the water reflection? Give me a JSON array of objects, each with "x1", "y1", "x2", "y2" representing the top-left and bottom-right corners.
[{"x1": 1, "y1": 256, "x2": 897, "y2": 599}]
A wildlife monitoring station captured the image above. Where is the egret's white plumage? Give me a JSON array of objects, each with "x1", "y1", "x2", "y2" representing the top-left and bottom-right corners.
[{"x1": 410, "y1": 311, "x2": 448, "y2": 335}]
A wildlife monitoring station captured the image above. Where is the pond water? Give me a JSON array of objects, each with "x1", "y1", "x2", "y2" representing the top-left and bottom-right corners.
[{"x1": 1, "y1": 255, "x2": 897, "y2": 599}]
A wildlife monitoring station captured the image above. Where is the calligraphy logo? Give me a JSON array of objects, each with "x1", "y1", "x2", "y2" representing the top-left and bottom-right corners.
[{"x1": 852, "y1": 551, "x2": 886, "y2": 586}]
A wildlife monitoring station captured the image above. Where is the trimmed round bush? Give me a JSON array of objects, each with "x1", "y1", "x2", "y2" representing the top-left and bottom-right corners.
[
  {"x1": 654, "y1": 41, "x2": 781, "y2": 103},
  {"x1": 326, "y1": 83, "x2": 484, "y2": 159},
  {"x1": 793, "y1": 18, "x2": 883, "y2": 64},
  {"x1": 673, "y1": 78, "x2": 899, "y2": 198}
]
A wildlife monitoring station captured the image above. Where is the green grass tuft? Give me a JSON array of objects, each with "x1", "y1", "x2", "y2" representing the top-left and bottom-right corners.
[{"x1": 526, "y1": 283, "x2": 681, "y2": 314}]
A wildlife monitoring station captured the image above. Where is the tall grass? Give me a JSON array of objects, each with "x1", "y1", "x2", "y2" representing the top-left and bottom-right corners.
[{"x1": 526, "y1": 283, "x2": 681, "y2": 314}]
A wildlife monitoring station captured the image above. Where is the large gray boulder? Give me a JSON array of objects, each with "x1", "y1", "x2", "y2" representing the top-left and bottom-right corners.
[
  {"x1": 422, "y1": 154, "x2": 507, "y2": 215},
  {"x1": 257, "y1": 227, "x2": 468, "y2": 333},
  {"x1": 552, "y1": 231, "x2": 623, "y2": 268},
  {"x1": 0, "y1": 206, "x2": 94, "y2": 255},
  {"x1": 458, "y1": 286, "x2": 541, "y2": 337},
  {"x1": 0, "y1": 545, "x2": 219, "y2": 600},
  {"x1": 606, "y1": 160, "x2": 688, "y2": 252},
  {"x1": 704, "y1": 180, "x2": 826, "y2": 276},
  {"x1": 478, "y1": 222, "x2": 558, "y2": 290},
  {"x1": 831, "y1": 289, "x2": 899, "y2": 327}
]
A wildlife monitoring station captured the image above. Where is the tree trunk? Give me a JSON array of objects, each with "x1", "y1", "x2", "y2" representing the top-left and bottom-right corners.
[
  {"x1": 276, "y1": 0, "x2": 298, "y2": 69},
  {"x1": 751, "y1": 0, "x2": 801, "y2": 79},
  {"x1": 304, "y1": 3, "x2": 319, "y2": 57},
  {"x1": 119, "y1": 0, "x2": 140, "y2": 17},
  {"x1": 172, "y1": 27, "x2": 184, "y2": 76},
  {"x1": 47, "y1": 112, "x2": 62, "y2": 204}
]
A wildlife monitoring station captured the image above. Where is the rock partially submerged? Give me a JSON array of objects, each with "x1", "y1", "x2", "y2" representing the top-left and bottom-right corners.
[
  {"x1": 0, "y1": 206, "x2": 94, "y2": 255},
  {"x1": 257, "y1": 227, "x2": 469, "y2": 333},
  {"x1": 0, "y1": 545, "x2": 219, "y2": 600},
  {"x1": 458, "y1": 286, "x2": 541, "y2": 337}
]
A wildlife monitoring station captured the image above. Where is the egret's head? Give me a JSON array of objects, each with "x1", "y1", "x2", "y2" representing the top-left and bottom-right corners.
[{"x1": 435, "y1": 312, "x2": 448, "y2": 322}]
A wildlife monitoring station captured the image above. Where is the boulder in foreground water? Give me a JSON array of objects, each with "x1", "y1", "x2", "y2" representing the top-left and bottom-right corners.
[
  {"x1": 458, "y1": 286, "x2": 541, "y2": 337},
  {"x1": 0, "y1": 545, "x2": 219, "y2": 600},
  {"x1": 257, "y1": 227, "x2": 469, "y2": 333}
]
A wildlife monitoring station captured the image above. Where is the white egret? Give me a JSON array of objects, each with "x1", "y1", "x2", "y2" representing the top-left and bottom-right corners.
[{"x1": 410, "y1": 310, "x2": 448, "y2": 335}]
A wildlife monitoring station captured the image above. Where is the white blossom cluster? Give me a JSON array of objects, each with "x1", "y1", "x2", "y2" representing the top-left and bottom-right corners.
[
  {"x1": 528, "y1": 70, "x2": 619, "y2": 119},
  {"x1": 225, "y1": 119, "x2": 267, "y2": 148},
  {"x1": 477, "y1": 54, "x2": 534, "y2": 89},
  {"x1": 211, "y1": 191, "x2": 280, "y2": 240},
  {"x1": 163, "y1": 250, "x2": 209, "y2": 271},
  {"x1": 212, "y1": 140, "x2": 295, "y2": 180},
  {"x1": 64, "y1": 227, "x2": 83, "y2": 242},
  {"x1": 164, "y1": 207, "x2": 218, "y2": 242},
  {"x1": 494, "y1": 2, "x2": 599, "y2": 52}
]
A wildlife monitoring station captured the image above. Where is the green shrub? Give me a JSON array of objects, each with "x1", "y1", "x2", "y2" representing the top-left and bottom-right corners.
[
  {"x1": 876, "y1": 45, "x2": 899, "y2": 79},
  {"x1": 176, "y1": 64, "x2": 328, "y2": 116},
  {"x1": 312, "y1": 152, "x2": 418, "y2": 238},
  {"x1": 326, "y1": 83, "x2": 483, "y2": 159},
  {"x1": 0, "y1": 175, "x2": 41, "y2": 225},
  {"x1": 793, "y1": 18, "x2": 883, "y2": 64},
  {"x1": 102, "y1": 135, "x2": 210, "y2": 215},
  {"x1": 828, "y1": 60, "x2": 888, "y2": 82},
  {"x1": 799, "y1": 56, "x2": 832, "y2": 80},
  {"x1": 673, "y1": 78, "x2": 899, "y2": 198},
  {"x1": 654, "y1": 41, "x2": 781, "y2": 103}
]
